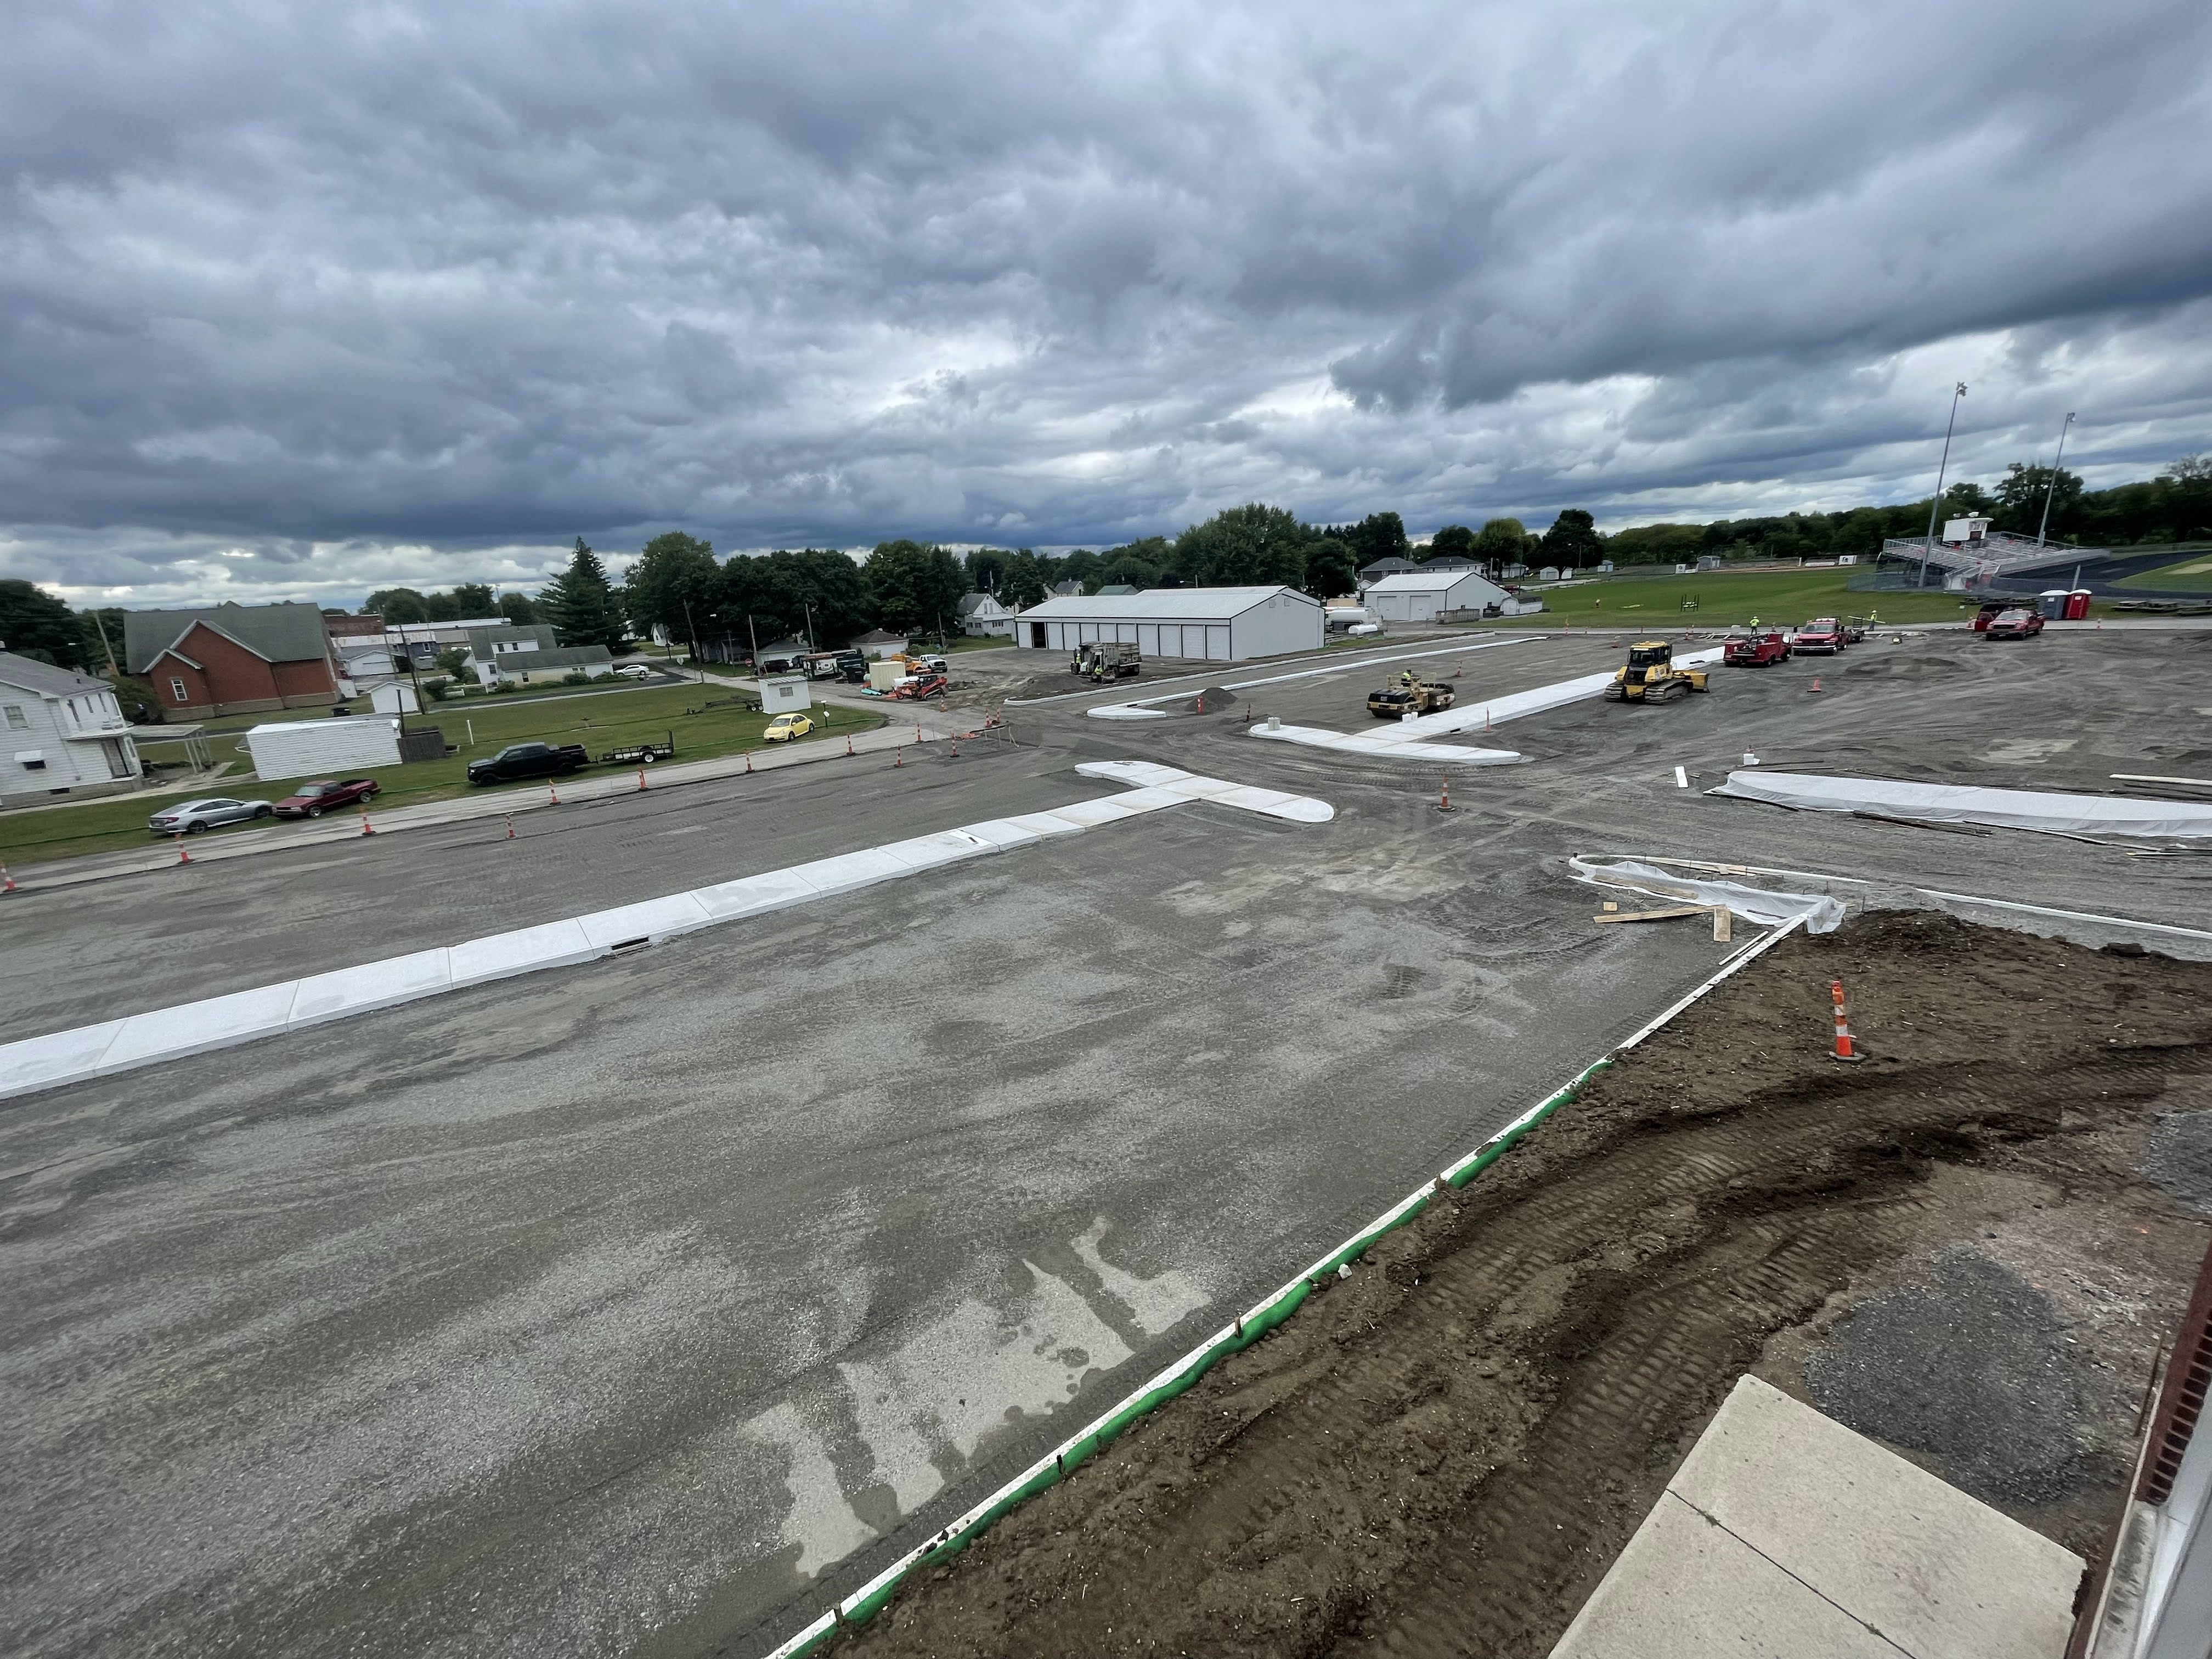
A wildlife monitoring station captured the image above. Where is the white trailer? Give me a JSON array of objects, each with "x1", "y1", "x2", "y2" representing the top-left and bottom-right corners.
[{"x1": 244, "y1": 718, "x2": 403, "y2": 782}]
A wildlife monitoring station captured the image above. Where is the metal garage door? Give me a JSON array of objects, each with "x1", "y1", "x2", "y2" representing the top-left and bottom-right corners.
[
  {"x1": 1138, "y1": 624, "x2": 1160, "y2": 657},
  {"x1": 1206, "y1": 625, "x2": 1231, "y2": 659}
]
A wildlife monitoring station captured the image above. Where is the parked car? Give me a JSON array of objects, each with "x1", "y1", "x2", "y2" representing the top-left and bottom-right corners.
[
  {"x1": 615, "y1": 664, "x2": 654, "y2": 680},
  {"x1": 465, "y1": 742, "x2": 591, "y2": 784},
  {"x1": 1984, "y1": 608, "x2": 2046, "y2": 640},
  {"x1": 1793, "y1": 618, "x2": 1844, "y2": 654},
  {"x1": 149, "y1": 797, "x2": 273, "y2": 835},
  {"x1": 273, "y1": 778, "x2": 381, "y2": 819},
  {"x1": 763, "y1": 712, "x2": 815, "y2": 742},
  {"x1": 1723, "y1": 631, "x2": 1790, "y2": 667},
  {"x1": 1970, "y1": 600, "x2": 2012, "y2": 633}
]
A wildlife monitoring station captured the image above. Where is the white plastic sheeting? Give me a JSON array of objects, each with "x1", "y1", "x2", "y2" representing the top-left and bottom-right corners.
[
  {"x1": 1570, "y1": 856, "x2": 1847, "y2": 933},
  {"x1": 1247, "y1": 723, "x2": 1525, "y2": 765},
  {"x1": 0, "y1": 763, "x2": 1338, "y2": 1101},
  {"x1": 1711, "y1": 770, "x2": 2212, "y2": 839}
]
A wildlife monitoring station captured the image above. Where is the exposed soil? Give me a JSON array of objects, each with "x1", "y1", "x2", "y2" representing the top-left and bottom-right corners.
[{"x1": 830, "y1": 912, "x2": 2212, "y2": 1659}]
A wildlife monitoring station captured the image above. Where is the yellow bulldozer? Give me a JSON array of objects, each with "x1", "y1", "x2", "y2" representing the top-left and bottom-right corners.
[{"x1": 1603, "y1": 640, "x2": 1711, "y2": 704}]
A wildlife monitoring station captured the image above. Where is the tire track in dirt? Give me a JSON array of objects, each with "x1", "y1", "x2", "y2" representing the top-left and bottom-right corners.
[{"x1": 821, "y1": 914, "x2": 2212, "y2": 1659}]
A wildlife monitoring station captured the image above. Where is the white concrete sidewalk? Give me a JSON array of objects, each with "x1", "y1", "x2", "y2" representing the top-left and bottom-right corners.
[
  {"x1": 1, "y1": 712, "x2": 978, "y2": 895},
  {"x1": 1550, "y1": 1375, "x2": 2083, "y2": 1659}
]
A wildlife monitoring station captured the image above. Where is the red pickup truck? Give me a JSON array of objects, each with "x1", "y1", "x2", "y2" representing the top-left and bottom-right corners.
[
  {"x1": 1724, "y1": 631, "x2": 1791, "y2": 666},
  {"x1": 1793, "y1": 618, "x2": 1844, "y2": 654}
]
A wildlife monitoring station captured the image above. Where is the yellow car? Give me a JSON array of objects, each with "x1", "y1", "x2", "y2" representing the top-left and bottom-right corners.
[{"x1": 763, "y1": 712, "x2": 814, "y2": 742}]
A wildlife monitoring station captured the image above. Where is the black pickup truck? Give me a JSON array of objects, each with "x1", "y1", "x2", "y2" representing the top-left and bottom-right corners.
[{"x1": 466, "y1": 742, "x2": 590, "y2": 785}]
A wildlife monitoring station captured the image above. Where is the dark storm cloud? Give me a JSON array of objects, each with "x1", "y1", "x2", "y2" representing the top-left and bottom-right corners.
[{"x1": 2, "y1": 0, "x2": 2208, "y2": 603}]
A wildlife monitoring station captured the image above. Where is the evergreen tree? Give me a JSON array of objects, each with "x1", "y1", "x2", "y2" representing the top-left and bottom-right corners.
[{"x1": 541, "y1": 538, "x2": 626, "y2": 649}]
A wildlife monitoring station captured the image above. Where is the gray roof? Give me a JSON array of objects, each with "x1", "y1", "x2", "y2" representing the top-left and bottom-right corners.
[
  {"x1": 464, "y1": 624, "x2": 560, "y2": 655},
  {"x1": 853, "y1": 629, "x2": 907, "y2": 644},
  {"x1": 122, "y1": 601, "x2": 331, "y2": 674},
  {"x1": 1357, "y1": 557, "x2": 1420, "y2": 577},
  {"x1": 505, "y1": 645, "x2": 613, "y2": 670},
  {"x1": 1421, "y1": 555, "x2": 1477, "y2": 569},
  {"x1": 956, "y1": 592, "x2": 1005, "y2": 614},
  {"x1": 1364, "y1": 570, "x2": 1509, "y2": 596},
  {"x1": 1017, "y1": 585, "x2": 1317, "y2": 622},
  {"x1": 1094, "y1": 583, "x2": 1140, "y2": 596},
  {"x1": 0, "y1": 651, "x2": 109, "y2": 697}
]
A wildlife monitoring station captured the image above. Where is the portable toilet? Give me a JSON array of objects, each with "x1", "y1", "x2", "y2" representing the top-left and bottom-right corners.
[
  {"x1": 2036, "y1": 589, "x2": 2071, "y2": 619},
  {"x1": 2065, "y1": 589, "x2": 2092, "y2": 620}
]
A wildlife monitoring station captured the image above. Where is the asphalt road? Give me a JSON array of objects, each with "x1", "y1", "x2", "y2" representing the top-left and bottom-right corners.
[{"x1": 3, "y1": 626, "x2": 2208, "y2": 1659}]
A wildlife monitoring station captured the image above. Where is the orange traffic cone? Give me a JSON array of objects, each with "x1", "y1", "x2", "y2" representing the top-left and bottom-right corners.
[
  {"x1": 504, "y1": 815, "x2": 516, "y2": 840},
  {"x1": 359, "y1": 805, "x2": 376, "y2": 836},
  {"x1": 174, "y1": 832, "x2": 191, "y2": 865},
  {"x1": 1810, "y1": 675, "x2": 1822, "y2": 693},
  {"x1": 1830, "y1": 980, "x2": 1863, "y2": 1063},
  {"x1": 637, "y1": 767, "x2": 648, "y2": 792},
  {"x1": 744, "y1": 749, "x2": 753, "y2": 774},
  {"x1": 894, "y1": 747, "x2": 903, "y2": 768},
  {"x1": 1, "y1": 862, "x2": 18, "y2": 894},
  {"x1": 1436, "y1": 776, "x2": 1456, "y2": 813},
  {"x1": 548, "y1": 780, "x2": 561, "y2": 805}
]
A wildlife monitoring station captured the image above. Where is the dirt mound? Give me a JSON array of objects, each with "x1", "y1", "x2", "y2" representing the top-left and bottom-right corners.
[{"x1": 832, "y1": 913, "x2": 2212, "y2": 1659}]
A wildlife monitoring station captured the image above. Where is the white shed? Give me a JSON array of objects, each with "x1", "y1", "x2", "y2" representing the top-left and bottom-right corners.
[
  {"x1": 759, "y1": 675, "x2": 812, "y2": 715},
  {"x1": 1362, "y1": 569, "x2": 1514, "y2": 623},
  {"x1": 244, "y1": 718, "x2": 403, "y2": 781},
  {"x1": 1011, "y1": 586, "x2": 1322, "y2": 662}
]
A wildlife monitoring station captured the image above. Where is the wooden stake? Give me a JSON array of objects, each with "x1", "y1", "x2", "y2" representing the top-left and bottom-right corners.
[{"x1": 1593, "y1": 904, "x2": 1711, "y2": 924}]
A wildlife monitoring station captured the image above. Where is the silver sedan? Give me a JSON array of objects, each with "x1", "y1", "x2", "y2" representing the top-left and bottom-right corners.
[{"x1": 148, "y1": 797, "x2": 274, "y2": 836}]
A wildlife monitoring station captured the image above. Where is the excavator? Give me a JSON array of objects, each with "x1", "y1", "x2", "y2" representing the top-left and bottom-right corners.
[{"x1": 1603, "y1": 641, "x2": 1711, "y2": 704}]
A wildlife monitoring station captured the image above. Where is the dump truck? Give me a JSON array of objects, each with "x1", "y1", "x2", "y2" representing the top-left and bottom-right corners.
[
  {"x1": 1603, "y1": 641, "x2": 1711, "y2": 704},
  {"x1": 1367, "y1": 675, "x2": 1457, "y2": 719},
  {"x1": 1073, "y1": 641, "x2": 1142, "y2": 679}
]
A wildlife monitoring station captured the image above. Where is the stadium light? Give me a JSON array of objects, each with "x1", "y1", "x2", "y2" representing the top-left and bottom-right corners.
[
  {"x1": 2037, "y1": 412, "x2": 2075, "y2": 546},
  {"x1": 1918, "y1": 382, "x2": 1968, "y2": 589}
]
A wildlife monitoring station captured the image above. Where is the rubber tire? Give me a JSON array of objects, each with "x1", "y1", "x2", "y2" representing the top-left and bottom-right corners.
[
  {"x1": 307, "y1": 805, "x2": 322, "y2": 818},
  {"x1": 254, "y1": 805, "x2": 274, "y2": 817},
  {"x1": 185, "y1": 820, "x2": 209, "y2": 834}
]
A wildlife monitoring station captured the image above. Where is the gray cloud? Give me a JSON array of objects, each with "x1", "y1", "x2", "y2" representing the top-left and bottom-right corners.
[{"x1": 2, "y1": 0, "x2": 2209, "y2": 606}]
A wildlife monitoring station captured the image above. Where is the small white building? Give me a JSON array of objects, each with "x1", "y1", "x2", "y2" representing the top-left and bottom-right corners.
[
  {"x1": 759, "y1": 675, "x2": 812, "y2": 714},
  {"x1": 956, "y1": 592, "x2": 1015, "y2": 638},
  {"x1": 1362, "y1": 568, "x2": 1515, "y2": 624},
  {"x1": 851, "y1": 630, "x2": 911, "y2": 660},
  {"x1": 1943, "y1": 516, "x2": 1993, "y2": 544},
  {"x1": 0, "y1": 652, "x2": 141, "y2": 802},
  {"x1": 1011, "y1": 586, "x2": 1322, "y2": 661}
]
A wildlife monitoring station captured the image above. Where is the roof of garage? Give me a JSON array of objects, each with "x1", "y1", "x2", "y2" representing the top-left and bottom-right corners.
[{"x1": 1016, "y1": 585, "x2": 1316, "y2": 621}]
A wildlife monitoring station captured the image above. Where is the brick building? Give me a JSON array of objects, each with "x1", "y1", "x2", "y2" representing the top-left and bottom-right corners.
[{"x1": 123, "y1": 602, "x2": 340, "y2": 720}]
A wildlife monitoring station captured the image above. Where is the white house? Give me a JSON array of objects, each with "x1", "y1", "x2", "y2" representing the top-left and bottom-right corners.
[
  {"x1": 1362, "y1": 568, "x2": 1515, "y2": 623},
  {"x1": 851, "y1": 630, "x2": 911, "y2": 660},
  {"x1": 1011, "y1": 586, "x2": 1322, "y2": 661},
  {"x1": 956, "y1": 592, "x2": 1015, "y2": 638},
  {"x1": 0, "y1": 652, "x2": 141, "y2": 803}
]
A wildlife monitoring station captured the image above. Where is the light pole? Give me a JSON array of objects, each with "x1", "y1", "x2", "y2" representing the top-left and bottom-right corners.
[
  {"x1": 1918, "y1": 382, "x2": 1968, "y2": 589},
  {"x1": 2037, "y1": 412, "x2": 2075, "y2": 546}
]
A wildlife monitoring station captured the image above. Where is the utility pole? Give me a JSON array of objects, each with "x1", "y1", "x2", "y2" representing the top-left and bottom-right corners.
[
  {"x1": 88, "y1": 606, "x2": 121, "y2": 678},
  {"x1": 680, "y1": 596, "x2": 705, "y2": 682},
  {"x1": 747, "y1": 613, "x2": 761, "y2": 681},
  {"x1": 2037, "y1": 412, "x2": 2076, "y2": 546},
  {"x1": 1919, "y1": 382, "x2": 1968, "y2": 589}
]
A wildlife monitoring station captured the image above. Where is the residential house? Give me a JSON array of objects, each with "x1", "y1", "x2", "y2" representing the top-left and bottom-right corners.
[
  {"x1": 123, "y1": 601, "x2": 340, "y2": 719},
  {"x1": 481, "y1": 645, "x2": 616, "y2": 687},
  {"x1": 1356, "y1": 556, "x2": 1421, "y2": 588},
  {"x1": 1048, "y1": 579, "x2": 1085, "y2": 597},
  {"x1": 956, "y1": 592, "x2": 1014, "y2": 638},
  {"x1": 851, "y1": 630, "x2": 911, "y2": 660},
  {"x1": 1094, "y1": 583, "x2": 1141, "y2": 596},
  {"x1": 0, "y1": 652, "x2": 140, "y2": 802}
]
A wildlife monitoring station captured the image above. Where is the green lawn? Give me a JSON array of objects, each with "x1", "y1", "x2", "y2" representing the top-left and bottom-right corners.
[
  {"x1": 1, "y1": 685, "x2": 883, "y2": 868},
  {"x1": 2116, "y1": 549, "x2": 2212, "y2": 591},
  {"x1": 1491, "y1": 567, "x2": 2066, "y2": 630}
]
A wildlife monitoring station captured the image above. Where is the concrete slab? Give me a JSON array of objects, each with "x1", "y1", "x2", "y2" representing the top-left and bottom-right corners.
[
  {"x1": 997, "y1": 810, "x2": 1088, "y2": 838},
  {"x1": 99, "y1": 982, "x2": 304, "y2": 1072},
  {"x1": 1668, "y1": 1374, "x2": 2083, "y2": 1659},
  {"x1": 1042, "y1": 795, "x2": 1160, "y2": 827},
  {"x1": 288, "y1": 949, "x2": 454, "y2": 1029},
  {"x1": 785, "y1": 847, "x2": 916, "y2": 898},
  {"x1": 1551, "y1": 1374, "x2": 2083, "y2": 1659},
  {"x1": 1211, "y1": 785, "x2": 1335, "y2": 822},
  {"x1": 574, "y1": 893, "x2": 716, "y2": 950},
  {"x1": 877, "y1": 831, "x2": 998, "y2": 872},
  {"x1": 689, "y1": 867, "x2": 822, "y2": 921},
  {"x1": 0, "y1": 1019, "x2": 123, "y2": 1100},
  {"x1": 446, "y1": 917, "x2": 601, "y2": 988},
  {"x1": 1551, "y1": 1488, "x2": 1901, "y2": 1659},
  {"x1": 956, "y1": 818, "x2": 1046, "y2": 851},
  {"x1": 1075, "y1": 760, "x2": 1190, "y2": 787}
]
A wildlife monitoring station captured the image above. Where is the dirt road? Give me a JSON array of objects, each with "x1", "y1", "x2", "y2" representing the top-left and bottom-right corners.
[{"x1": 827, "y1": 912, "x2": 2212, "y2": 1658}]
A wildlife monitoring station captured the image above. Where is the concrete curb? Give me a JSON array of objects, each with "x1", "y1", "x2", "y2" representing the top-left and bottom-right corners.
[{"x1": 0, "y1": 765, "x2": 1333, "y2": 1102}]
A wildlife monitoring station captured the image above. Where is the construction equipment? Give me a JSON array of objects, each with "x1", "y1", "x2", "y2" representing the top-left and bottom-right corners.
[
  {"x1": 1367, "y1": 678, "x2": 1457, "y2": 719},
  {"x1": 1071, "y1": 641, "x2": 1141, "y2": 679},
  {"x1": 1603, "y1": 640, "x2": 1711, "y2": 704}
]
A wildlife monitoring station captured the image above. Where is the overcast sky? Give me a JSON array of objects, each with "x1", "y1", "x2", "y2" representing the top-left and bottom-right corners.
[{"x1": 5, "y1": 0, "x2": 2209, "y2": 608}]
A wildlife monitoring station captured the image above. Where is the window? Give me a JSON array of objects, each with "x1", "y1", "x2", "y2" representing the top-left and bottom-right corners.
[
  {"x1": 169, "y1": 678, "x2": 189, "y2": 702},
  {"x1": 3, "y1": 705, "x2": 25, "y2": 729}
]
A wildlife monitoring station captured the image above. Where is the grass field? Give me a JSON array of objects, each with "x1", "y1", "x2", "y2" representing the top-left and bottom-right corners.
[
  {"x1": 2117, "y1": 551, "x2": 2212, "y2": 591},
  {"x1": 1, "y1": 685, "x2": 883, "y2": 868},
  {"x1": 1492, "y1": 566, "x2": 2047, "y2": 630}
]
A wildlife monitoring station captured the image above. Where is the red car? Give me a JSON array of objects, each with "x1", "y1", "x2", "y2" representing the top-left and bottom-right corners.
[
  {"x1": 1793, "y1": 618, "x2": 1843, "y2": 654},
  {"x1": 1724, "y1": 631, "x2": 1790, "y2": 666},
  {"x1": 1984, "y1": 608, "x2": 2046, "y2": 640},
  {"x1": 274, "y1": 777, "x2": 381, "y2": 818}
]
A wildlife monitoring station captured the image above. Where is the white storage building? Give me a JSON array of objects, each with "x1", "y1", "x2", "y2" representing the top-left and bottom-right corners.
[
  {"x1": 244, "y1": 718, "x2": 403, "y2": 782},
  {"x1": 1363, "y1": 569, "x2": 1515, "y2": 623},
  {"x1": 1012, "y1": 586, "x2": 1322, "y2": 662}
]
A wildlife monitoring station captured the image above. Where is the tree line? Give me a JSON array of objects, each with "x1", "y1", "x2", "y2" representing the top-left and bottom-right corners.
[{"x1": 2, "y1": 456, "x2": 2203, "y2": 674}]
